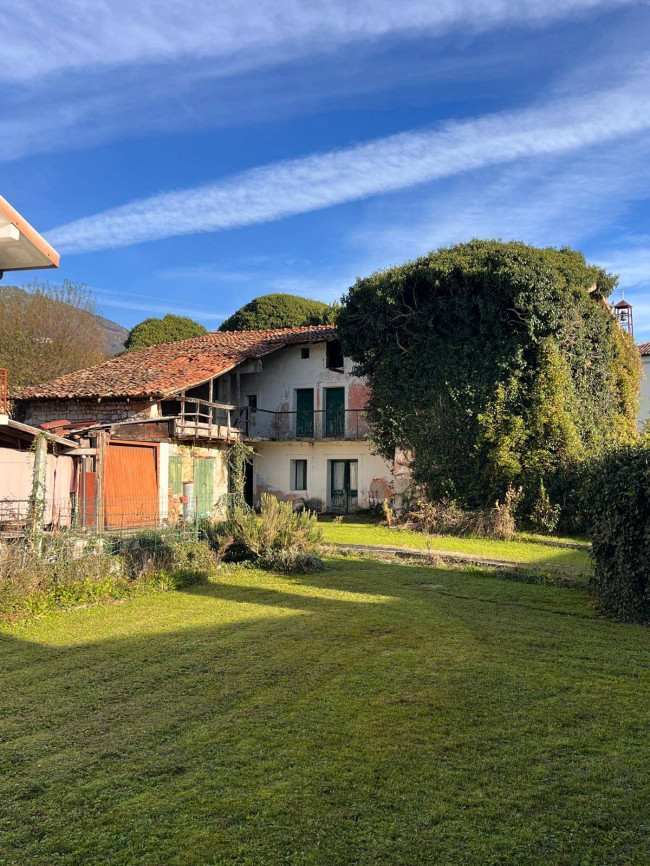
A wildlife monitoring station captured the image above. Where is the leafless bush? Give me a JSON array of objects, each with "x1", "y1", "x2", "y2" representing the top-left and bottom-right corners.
[{"x1": 392, "y1": 487, "x2": 521, "y2": 541}]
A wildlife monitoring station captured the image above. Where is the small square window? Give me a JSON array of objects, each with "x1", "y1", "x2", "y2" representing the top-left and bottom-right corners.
[
  {"x1": 300, "y1": 347, "x2": 310, "y2": 359},
  {"x1": 291, "y1": 459, "x2": 308, "y2": 491}
]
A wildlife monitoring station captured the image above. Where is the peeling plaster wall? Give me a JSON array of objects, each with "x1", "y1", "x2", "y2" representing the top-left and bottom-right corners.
[
  {"x1": 165, "y1": 442, "x2": 229, "y2": 523},
  {"x1": 252, "y1": 440, "x2": 395, "y2": 512},
  {"x1": 239, "y1": 340, "x2": 370, "y2": 438},
  {"x1": 240, "y1": 340, "x2": 407, "y2": 510},
  {"x1": 639, "y1": 357, "x2": 650, "y2": 431}
]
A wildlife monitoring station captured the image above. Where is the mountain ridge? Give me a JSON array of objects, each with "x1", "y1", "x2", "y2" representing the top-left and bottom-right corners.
[{"x1": 0, "y1": 285, "x2": 128, "y2": 356}]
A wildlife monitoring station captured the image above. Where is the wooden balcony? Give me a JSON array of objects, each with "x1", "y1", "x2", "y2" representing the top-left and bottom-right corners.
[{"x1": 172, "y1": 398, "x2": 243, "y2": 441}]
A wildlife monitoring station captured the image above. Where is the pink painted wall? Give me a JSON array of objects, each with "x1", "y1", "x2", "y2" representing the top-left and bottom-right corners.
[{"x1": 0, "y1": 449, "x2": 75, "y2": 526}]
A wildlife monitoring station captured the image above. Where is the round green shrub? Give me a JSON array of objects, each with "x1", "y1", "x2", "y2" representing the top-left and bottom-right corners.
[{"x1": 219, "y1": 294, "x2": 336, "y2": 331}]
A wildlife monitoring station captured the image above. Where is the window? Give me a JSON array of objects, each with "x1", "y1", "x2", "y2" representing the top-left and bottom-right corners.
[
  {"x1": 291, "y1": 459, "x2": 307, "y2": 491},
  {"x1": 246, "y1": 394, "x2": 257, "y2": 413},
  {"x1": 326, "y1": 339, "x2": 344, "y2": 371},
  {"x1": 300, "y1": 347, "x2": 310, "y2": 359}
]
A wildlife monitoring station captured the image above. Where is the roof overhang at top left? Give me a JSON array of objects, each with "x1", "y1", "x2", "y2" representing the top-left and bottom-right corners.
[{"x1": 0, "y1": 195, "x2": 60, "y2": 276}]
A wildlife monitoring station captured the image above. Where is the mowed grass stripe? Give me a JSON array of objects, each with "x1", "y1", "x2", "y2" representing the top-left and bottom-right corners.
[
  {"x1": 320, "y1": 518, "x2": 592, "y2": 572},
  {"x1": 1, "y1": 557, "x2": 648, "y2": 865}
]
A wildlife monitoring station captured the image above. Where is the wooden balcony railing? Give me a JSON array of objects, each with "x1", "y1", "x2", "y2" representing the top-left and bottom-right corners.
[{"x1": 173, "y1": 398, "x2": 242, "y2": 441}]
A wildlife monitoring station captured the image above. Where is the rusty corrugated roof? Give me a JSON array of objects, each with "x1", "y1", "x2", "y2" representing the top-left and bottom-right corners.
[{"x1": 18, "y1": 326, "x2": 337, "y2": 400}]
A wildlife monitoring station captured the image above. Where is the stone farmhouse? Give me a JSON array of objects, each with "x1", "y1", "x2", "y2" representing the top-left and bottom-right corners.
[{"x1": 16, "y1": 326, "x2": 409, "y2": 528}]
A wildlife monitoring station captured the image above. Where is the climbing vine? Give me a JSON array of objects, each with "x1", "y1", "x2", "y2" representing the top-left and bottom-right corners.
[
  {"x1": 27, "y1": 431, "x2": 54, "y2": 546},
  {"x1": 227, "y1": 440, "x2": 256, "y2": 510}
]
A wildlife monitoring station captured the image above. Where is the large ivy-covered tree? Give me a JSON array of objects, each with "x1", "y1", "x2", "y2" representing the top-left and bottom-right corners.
[
  {"x1": 125, "y1": 314, "x2": 207, "y2": 351},
  {"x1": 337, "y1": 240, "x2": 640, "y2": 516},
  {"x1": 219, "y1": 293, "x2": 336, "y2": 331}
]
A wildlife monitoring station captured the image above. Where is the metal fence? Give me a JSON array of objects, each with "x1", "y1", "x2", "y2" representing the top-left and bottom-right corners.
[
  {"x1": 242, "y1": 407, "x2": 369, "y2": 440},
  {"x1": 0, "y1": 493, "x2": 210, "y2": 538}
]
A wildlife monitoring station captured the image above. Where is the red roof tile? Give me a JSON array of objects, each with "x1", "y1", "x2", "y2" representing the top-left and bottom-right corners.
[
  {"x1": 18, "y1": 326, "x2": 337, "y2": 400},
  {"x1": 638, "y1": 342, "x2": 650, "y2": 356}
]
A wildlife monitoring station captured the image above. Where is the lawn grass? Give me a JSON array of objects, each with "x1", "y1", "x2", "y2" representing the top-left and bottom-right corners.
[
  {"x1": 2, "y1": 556, "x2": 649, "y2": 865},
  {"x1": 319, "y1": 517, "x2": 592, "y2": 573}
]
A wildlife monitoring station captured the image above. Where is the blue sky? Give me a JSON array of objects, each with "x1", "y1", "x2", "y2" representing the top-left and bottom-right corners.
[{"x1": 3, "y1": 0, "x2": 650, "y2": 339}]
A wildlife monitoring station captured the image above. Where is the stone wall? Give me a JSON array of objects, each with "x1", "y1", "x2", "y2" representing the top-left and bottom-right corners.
[{"x1": 21, "y1": 398, "x2": 157, "y2": 427}]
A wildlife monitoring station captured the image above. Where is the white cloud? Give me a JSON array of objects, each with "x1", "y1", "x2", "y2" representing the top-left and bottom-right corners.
[
  {"x1": 596, "y1": 246, "x2": 650, "y2": 288},
  {"x1": 48, "y1": 71, "x2": 650, "y2": 254},
  {"x1": 90, "y1": 286, "x2": 226, "y2": 322},
  {"x1": 354, "y1": 136, "x2": 650, "y2": 262},
  {"x1": 3, "y1": 0, "x2": 636, "y2": 81}
]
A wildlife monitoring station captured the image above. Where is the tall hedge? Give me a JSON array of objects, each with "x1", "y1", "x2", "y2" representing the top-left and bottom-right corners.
[
  {"x1": 337, "y1": 240, "x2": 640, "y2": 518},
  {"x1": 586, "y1": 441, "x2": 650, "y2": 622}
]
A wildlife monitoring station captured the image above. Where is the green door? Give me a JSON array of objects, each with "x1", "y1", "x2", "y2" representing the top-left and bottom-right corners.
[
  {"x1": 325, "y1": 387, "x2": 345, "y2": 437},
  {"x1": 296, "y1": 389, "x2": 314, "y2": 437},
  {"x1": 193, "y1": 458, "x2": 214, "y2": 518},
  {"x1": 330, "y1": 460, "x2": 358, "y2": 513}
]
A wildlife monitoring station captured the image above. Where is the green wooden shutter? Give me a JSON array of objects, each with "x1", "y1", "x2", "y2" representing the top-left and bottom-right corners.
[
  {"x1": 325, "y1": 388, "x2": 345, "y2": 437},
  {"x1": 296, "y1": 389, "x2": 314, "y2": 437},
  {"x1": 193, "y1": 458, "x2": 214, "y2": 518},
  {"x1": 169, "y1": 455, "x2": 183, "y2": 495}
]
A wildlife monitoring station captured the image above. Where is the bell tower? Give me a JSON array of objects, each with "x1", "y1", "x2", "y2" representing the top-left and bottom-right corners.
[{"x1": 613, "y1": 298, "x2": 634, "y2": 339}]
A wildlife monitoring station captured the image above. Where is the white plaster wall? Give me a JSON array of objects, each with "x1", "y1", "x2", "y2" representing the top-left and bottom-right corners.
[
  {"x1": 159, "y1": 442, "x2": 170, "y2": 520},
  {"x1": 639, "y1": 356, "x2": 650, "y2": 431},
  {"x1": 238, "y1": 340, "x2": 370, "y2": 438},
  {"x1": 252, "y1": 440, "x2": 396, "y2": 512}
]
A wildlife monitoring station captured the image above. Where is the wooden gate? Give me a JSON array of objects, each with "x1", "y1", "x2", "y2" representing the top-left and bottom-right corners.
[{"x1": 104, "y1": 441, "x2": 159, "y2": 528}]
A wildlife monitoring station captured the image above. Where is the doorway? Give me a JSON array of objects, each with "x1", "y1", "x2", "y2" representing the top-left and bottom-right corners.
[
  {"x1": 296, "y1": 388, "x2": 314, "y2": 437},
  {"x1": 329, "y1": 459, "x2": 358, "y2": 513},
  {"x1": 244, "y1": 459, "x2": 254, "y2": 508},
  {"x1": 325, "y1": 387, "x2": 345, "y2": 437}
]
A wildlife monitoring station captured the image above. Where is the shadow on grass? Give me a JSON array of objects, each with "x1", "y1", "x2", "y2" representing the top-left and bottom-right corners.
[{"x1": 1, "y1": 558, "x2": 648, "y2": 865}]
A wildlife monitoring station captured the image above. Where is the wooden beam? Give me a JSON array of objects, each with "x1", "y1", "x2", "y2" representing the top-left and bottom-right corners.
[{"x1": 94, "y1": 431, "x2": 107, "y2": 530}]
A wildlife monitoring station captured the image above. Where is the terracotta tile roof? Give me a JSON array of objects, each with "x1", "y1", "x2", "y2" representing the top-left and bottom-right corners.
[
  {"x1": 18, "y1": 326, "x2": 337, "y2": 400},
  {"x1": 638, "y1": 342, "x2": 650, "y2": 356}
]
